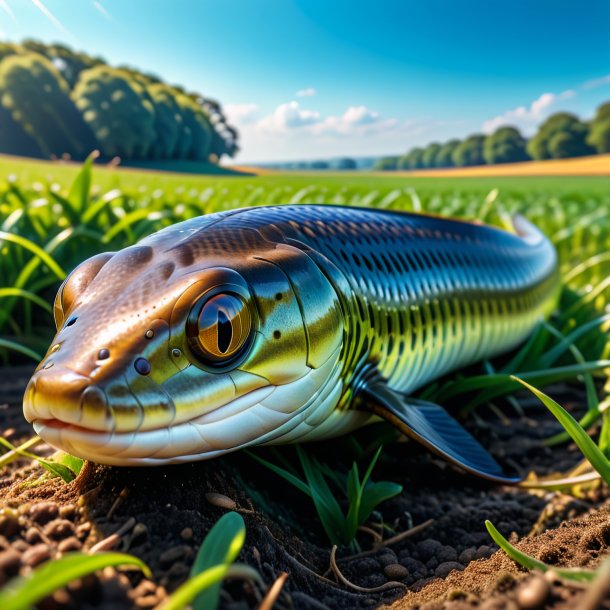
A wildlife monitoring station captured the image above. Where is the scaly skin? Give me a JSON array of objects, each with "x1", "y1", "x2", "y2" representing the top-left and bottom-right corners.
[{"x1": 23, "y1": 205, "x2": 560, "y2": 466}]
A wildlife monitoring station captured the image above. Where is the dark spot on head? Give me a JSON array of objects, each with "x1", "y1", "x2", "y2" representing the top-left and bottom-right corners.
[
  {"x1": 156, "y1": 261, "x2": 176, "y2": 280},
  {"x1": 65, "y1": 317, "x2": 77, "y2": 327},
  {"x1": 134, "y1": 357, "x2": 151, "y2": 376},
  {"x1": 273, "y1": 330, "x2": 281, "y2": 340},
  {"x1": 275, "y1": 293, "x2": 283, "y2": 301},
  {"x1": 171, "y1": 244, "x2": 195, "y2": 267},
  {"x1": 98, "y1": 348, "x2": 110, "y2": 360}
]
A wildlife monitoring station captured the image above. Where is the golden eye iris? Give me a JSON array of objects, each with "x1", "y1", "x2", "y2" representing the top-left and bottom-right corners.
[{"x1": 188, "y1": 293, "x2": 252, "y2": 364}]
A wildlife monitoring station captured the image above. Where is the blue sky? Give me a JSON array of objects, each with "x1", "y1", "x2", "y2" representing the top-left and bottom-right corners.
[{"x1": 3, "y1": 0, "x2": 610, "y2": 163}]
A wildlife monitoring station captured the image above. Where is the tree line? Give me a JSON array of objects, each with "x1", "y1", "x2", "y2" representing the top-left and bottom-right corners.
[
  {"x1": 0, "y1": 40, "x2": 238, "y2": 164},
  {"x1": 374, "y1": 103, "x2": 610, "y2": 170}
]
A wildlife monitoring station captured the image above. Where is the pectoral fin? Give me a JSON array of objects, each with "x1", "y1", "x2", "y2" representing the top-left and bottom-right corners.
[{"x1": 361, "y1": 382, "x2": 520, "y2": 484}]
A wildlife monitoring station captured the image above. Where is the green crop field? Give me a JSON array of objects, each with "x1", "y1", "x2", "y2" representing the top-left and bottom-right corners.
[{"x1": 0, "y1": 153, "x2": 609, "y2": 367}]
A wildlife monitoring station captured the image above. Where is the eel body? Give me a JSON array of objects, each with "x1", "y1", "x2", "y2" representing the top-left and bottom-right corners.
[{"x1": 23, "y1": 205, "x2": 560, "y2": 481}]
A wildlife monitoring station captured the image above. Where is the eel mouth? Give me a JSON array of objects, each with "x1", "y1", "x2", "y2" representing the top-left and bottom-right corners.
[{"x1": 31, "y1": 385, "x2": 277, "y2": 466}]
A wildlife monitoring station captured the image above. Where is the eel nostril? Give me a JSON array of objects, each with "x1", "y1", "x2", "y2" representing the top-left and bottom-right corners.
[
  {"x1": 98, "y1": 348, "x2": 110, "y2": 360},
  {"x1": 134, "y1": 357, "x2": 151, "y2": 376}
]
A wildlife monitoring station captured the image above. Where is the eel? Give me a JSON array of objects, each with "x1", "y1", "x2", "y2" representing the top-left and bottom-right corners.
[{"x1": 23, "y1": 205, "x2": 560, "y2": 481}]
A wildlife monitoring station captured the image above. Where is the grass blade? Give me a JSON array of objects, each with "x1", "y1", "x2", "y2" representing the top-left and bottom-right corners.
[
  {"x1": 511, "y1": 376, "x2": 610, "y2": 485},
  {"x1": 485, "y1": 520, "x2": 596, "y2": 583},
  {"x1": 190, "y1": 512, "x2": 246, "y2": 610},
  {"x1": 0, "y1": 552, "x2": 150, "y2": 610}
]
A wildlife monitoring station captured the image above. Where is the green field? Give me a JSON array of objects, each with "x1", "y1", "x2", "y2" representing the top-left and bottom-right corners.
[{"x1": 0, "y1": 154, "x2": 609, "y2": 366}]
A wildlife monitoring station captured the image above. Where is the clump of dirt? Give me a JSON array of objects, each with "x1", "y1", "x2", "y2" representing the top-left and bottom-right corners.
[{"x1": 0, "y1": 369, "x2": 608, "y2": 609}]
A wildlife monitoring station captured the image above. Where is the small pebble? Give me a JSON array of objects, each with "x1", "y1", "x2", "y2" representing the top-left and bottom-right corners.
[
  {"x1": 159, "y1": 545, "x2": 188, "y2": 566},
  {"x1": 58, "y1": 536, "x2": 83, "y2": 553},
  {"x1": 435, "y1": 561, "x2": 464, "y2": 578},
  {"x1": 475, "y1": 545, "x2": 493, "y2": 559},
  {"x1": 22, "y1": 543, "x2": 51, "y2": 567},
  {"x1": 516, "y1": 575, "x2": 551, "y2": 610},
  {"x1": 76, "y1": 523, "x2": 92, "y2": 540},
  {"x1": 12, "y1": 539, "x2": 29, "y2": 553},
  {"x1": 0, "y1": 510, "x2": 21, "y2": 538},
  {"x1": 44, "y1": 519, "x2": 75, "y2": 540},
  {"x1": 377, "y1": 550, "x2": 398, "y2": 567},
  {"x1": 180, "y1": 527, "x2": 193, "y2": 541},
  {"x1": 205, "y1": 492, "x2": 237, "y2": 510},
  {"x1": 417, "y1": 538, "x2": 443, "y2": 560},
  {"x1": 24, "y1": 527, "x2": 43, "y2": 544},
  {"x1": 0, "y1": 549, "x2": 21, "y2": 576},
  {"x1": 59, "y1": 504, "x2": 77, "y2": 521},
  {"x1": 383, "y1": 563, "x2": 409, "y2": 580},
  {"x1": 459, "y1": 547, "x2": 477, "y2": 564},
  {"x1": 30, "y1": 502, "x2": 59, "y2": 525}
]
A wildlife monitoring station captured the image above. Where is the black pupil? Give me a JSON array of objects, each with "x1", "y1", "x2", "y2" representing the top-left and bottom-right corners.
[{"x1": 217, "y1": 310, "x2": 233, "y2": 354}]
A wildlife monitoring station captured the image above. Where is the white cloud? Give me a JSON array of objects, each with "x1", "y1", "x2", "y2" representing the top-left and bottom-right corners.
[
  {"x1": 313, "y1": 105, "x2": 396, "y2": 135},
  {"x1": 224, "y1": 103, "x2": 260, "y2": 125},
  {"x1": 482, "y1": 90, "x2": 576, "y2": 135},
  {"x1": 256, "y1": 101, "x2": 320, "y2": 133},
  {"x1": 582, "y1": 74, "x2": 610, "y2": 90},
  {"x1": 296, "y1": 87, "x2": 316, "y2": 97}
]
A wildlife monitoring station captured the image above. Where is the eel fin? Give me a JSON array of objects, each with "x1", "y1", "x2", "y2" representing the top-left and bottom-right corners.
[{"x1": 362, "y1": 382, "x2": 520, "y2": 484}]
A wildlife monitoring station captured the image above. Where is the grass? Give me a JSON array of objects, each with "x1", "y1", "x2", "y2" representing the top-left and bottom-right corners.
[
  {"x1": 485, "y1": 520, "x2": 599, "y2": 583},
  {"x1": 249, "y1": 445, "x2": 402, "y2": 547},
  {"x1": 0, "y1": 511, "x2": 248, "y2": 610},
  {"x1": 1, "y1": 154, "x2": 609, "y2": 363},
  {"x1": 0, "y1": 155, "x2": 609, "y2": 602}
]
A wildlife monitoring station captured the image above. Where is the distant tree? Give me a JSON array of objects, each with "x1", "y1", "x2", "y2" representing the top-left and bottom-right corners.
[
  {"x1": 587, "y1": 102, "x2": 610, "y2": 154},
  {"x1": 0, "y1": 103, "x2": 43, "y2": 157},
  {"x1": 336, "y1": 157, "x2": 357, "y2": 170},
  {"x1": 435, "y1": 139, "x2": 460, "y2": 167},
  {"x1": 175, "y1": 93, "x2": 213, "y2": 161},
  {"x1": 422, "y1": 142, "x2": 441, "y2": 168},
  {"x1": 147, "y1": 84, "x2": 181, "y2": 159},
  {"x1": 0, "y1": 53, "x2": 96, "y2": 159},
  {"x1": 0, "y1": 43, "x2": 20, "y2": 63},
  {"x1": 452, "y1": 134, "x2": 485, "y2": 167},
  {"x1": 22, "y1": 39, "x2": 103, "y2": 88},
  {"x1": 373, "y1": 156, "x2": 399, "y2": 171},
  {"x1": 483, "y1": 127, "x2": 529, "y2": 164},
  {"x1": 399, "y1": 147, "x2": 424, "y2": 170},
  {"x1": 527, "y1": 112, "x2": 593, "y2": 159},
  {"x1": 310, "y1": 160, "x2": 329, "y2": 169},
  {"x1": 72, "y1": 65, "x2": 156, "y2": 159}
]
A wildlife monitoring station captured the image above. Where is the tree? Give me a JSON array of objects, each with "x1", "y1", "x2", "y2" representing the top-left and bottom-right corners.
[
  {"x1": 452, "y1": 134, "x2": 485, "y2": 167},
  {"x1": 587, "y1": 102, "x2": 610, "y2": 154},
  {"x1": 147, "y1": 84, "x2": 181, "y2": 159},
  {"x1": 0, "y1": 53, "x2": 96, "y2": 159},
  {"x1": 310, "y1": 160, "x2": 329, "y2": 169},
  {"x1": 422, "y1": 142, "x2": 441, "y2": 168},
  {"x1": 72, "y1": 66, "x2": 156, "y2": 159},
  {"x1": 399, "y1": 147, "x2": 424, "y2": 170},
  {"x1": 483, "y1": 127, "x2": 529, "y2": 164},
  {"x1": 336, "y1": 157, "x2": 357, "y2": 170},
  {"x1": 373, "y1": 156, "x2": 399, "y2": 171},
  {"x1": 527, "y1": 112, "x2": 593, "y2": 160},
  {"x1": 175, "y1": 93, "x2": 213, "y2": 161},
  {"x1": 0, "y1": 103, "x2": 43, "y2": 157},
  {"x1": 436, "y1": 139, "x2": 460, "y2": 167}
]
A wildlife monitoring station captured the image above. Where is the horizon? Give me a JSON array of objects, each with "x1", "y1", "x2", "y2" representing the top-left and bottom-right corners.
[{"x1": 3, "y1": 0, "x2": 610, "y2": 164}]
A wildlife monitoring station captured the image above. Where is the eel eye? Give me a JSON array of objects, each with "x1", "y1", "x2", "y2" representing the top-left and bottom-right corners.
[{"x1": 187, "y1": 293, "x2": 252, "y2": 365}]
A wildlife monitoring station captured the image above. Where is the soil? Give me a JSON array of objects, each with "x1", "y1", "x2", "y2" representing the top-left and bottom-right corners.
[{"x1": 0, "y1": 366, "x2": 609, "y2": 610}]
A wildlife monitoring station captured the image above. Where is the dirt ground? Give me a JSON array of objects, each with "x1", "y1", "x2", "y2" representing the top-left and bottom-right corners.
[{"x1": 0, "y1": 367, "x2": 609, "y2": 610}]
